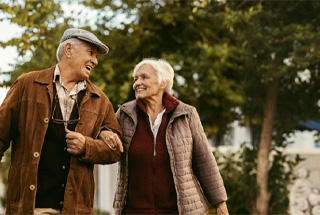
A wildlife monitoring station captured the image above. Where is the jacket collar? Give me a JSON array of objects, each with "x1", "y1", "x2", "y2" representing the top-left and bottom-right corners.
[
  {"x1": 120, "y1": 94, "x2": 192, "y2": 124},
  {"x1": 34, "y1": 64, "x2": 101, "y2": 97},
  {"x1": 34, "y1": 65, "x2": 56, "y2": 85},
  {"x1": 170, "y1": 101, "x2": 192, "y2": 119},
  {"x1": 119, "y1": 100, "x2": 138, "y2": 125},
  {"x1": 136, "y1": 92, "x2": 180, "y2": 115}
]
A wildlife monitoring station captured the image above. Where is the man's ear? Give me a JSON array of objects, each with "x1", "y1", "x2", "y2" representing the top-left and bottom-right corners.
[{"x1": 64, "y1": 43, "x2": 72, "y2": 58}]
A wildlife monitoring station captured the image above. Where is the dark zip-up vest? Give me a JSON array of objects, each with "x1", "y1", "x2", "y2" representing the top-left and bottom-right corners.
[
  {"x1": 122, "y1": 94, "x2": 179, "y2": 215},
  {"x1": 35, "y1": 84, "x2": 85, "y2": 210}
]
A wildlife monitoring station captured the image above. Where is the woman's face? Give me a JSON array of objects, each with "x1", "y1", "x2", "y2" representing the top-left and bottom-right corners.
[{"x1": 133, "y1": 64, "x2": 163, "y2": 100}]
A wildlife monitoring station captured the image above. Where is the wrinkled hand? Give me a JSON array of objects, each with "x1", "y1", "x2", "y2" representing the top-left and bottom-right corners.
[
  {"x1": 65, "y1": 128, "x2": 86, "y2": 155},
  {"x1": 217, "y1": 202, "x2": 229, "y2": 215},
  {"x1": 99, "y1": 130, "x2": 123, "y2": 152}
]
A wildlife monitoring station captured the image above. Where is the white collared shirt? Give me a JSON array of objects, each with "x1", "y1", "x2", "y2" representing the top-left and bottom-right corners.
[
  {"x1": 148, "y1": 108, "x2": 166, "y2": 138},
  {"x1": 148, "y1": 108, "x2": 166, "y2": 156}
]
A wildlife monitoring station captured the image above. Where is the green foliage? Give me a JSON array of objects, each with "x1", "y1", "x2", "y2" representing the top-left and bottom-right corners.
[
  {"x1": 223, "y1": 1, "x2": 320, "y2": 135},
  {"x1": 2, "y1": 0, "x2": 320, "y2": 135},
  {"x1": 0, "y1": 0, "x2": 72, "y2": 86},
  {"x1": 1, "y1": 0, "x2": 247, "y2": 135},
  {"x1": 213, "y1": 144, "x2": 303, "y2": 214},
  {"x1": 0, "y1": 0, "x2": 65, "y2": 56},
  {"x1": 86, "y1": 0, "x2": 246, "y2": 135}
]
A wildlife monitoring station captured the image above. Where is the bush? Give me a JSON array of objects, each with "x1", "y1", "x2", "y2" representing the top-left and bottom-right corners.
[
  {"x1": 92, "y1": 208, "x2": 110, "y2": 215},
  {"x1": 211, "y1": 144, "x2": 302, "y2": 215}
]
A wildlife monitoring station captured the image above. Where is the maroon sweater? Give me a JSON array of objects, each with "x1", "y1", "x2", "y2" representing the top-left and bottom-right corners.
[{"x1": 122, "y1": 93, "x2": 180, "y2": 215}]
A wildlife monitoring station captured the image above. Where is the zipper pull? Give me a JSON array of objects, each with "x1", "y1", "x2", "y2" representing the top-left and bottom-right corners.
[
  {"x1": 154, "y1": 138, "x2": 156, "y2": 156},
  {"x1": 124, "y1": 190, "x2": 128, "y2": 205}
]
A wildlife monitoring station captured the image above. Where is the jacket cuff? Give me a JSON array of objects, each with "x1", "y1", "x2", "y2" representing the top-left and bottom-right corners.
[
  {"x1": 96, "y1": 126, "x2": 122, "y2": 140},
  {"x1": 79, "y1": 136, "x2": 93, "y2": 162}
]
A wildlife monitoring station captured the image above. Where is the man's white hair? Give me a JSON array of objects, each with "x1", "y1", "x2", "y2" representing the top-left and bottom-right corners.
[
  {"x1": 133, "y1": 58, "x2": 175, "y2": 93},
  {"x1": 56, "y1": 38, "x2": 82, "y2": 62}
]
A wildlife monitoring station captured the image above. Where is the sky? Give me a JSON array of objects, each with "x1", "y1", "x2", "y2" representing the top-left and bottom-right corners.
[
  {"x1": 0, "y1": 17, "x2": 25, "y2": 74},
  {"x1": 0, "y1": 87, "x2": 9, "y2": 105},
  {"x1": 0, "y1": 19, "x2": 21, "y2": 100}
]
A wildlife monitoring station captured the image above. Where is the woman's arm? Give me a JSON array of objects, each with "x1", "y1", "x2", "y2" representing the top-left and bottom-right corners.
[{"x1": 189, "y1": 106, "x2": 228, "y2": 206}]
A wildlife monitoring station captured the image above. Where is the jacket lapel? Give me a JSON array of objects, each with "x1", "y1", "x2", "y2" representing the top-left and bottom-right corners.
[
  {"x1": 34, "y1": 65, "x2": 56, "y2": 107},
  {"x1": 168, "y1": 102, "x2": 190, "y2": 125},
  {"x1": 119, "y1": 100, "x2": 138, "y2": 126}
]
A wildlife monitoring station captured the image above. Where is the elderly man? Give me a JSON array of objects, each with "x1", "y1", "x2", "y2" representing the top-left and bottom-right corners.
[{"x1": 0, "y1": 28, "x2": 122, "y2": 215}]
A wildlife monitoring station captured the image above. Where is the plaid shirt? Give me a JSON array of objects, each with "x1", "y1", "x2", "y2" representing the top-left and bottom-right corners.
[{"x1": 53, "y1": 65, "x2": 86, "y2": 124}]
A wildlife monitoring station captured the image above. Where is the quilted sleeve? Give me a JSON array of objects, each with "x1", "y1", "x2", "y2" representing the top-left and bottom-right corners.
[{"x1": 190, "y1": 106, "x2": 228, "y2": 205}]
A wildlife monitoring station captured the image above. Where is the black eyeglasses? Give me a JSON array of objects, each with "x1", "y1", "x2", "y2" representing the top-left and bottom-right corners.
[{"x1": 51, "y1": 94, "x2": 80, "y2": 125}]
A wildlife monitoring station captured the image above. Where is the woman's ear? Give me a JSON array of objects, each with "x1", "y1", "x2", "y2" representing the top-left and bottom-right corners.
[{"x1": 161, "y1": 81, "x2": 168, "y2": 90}]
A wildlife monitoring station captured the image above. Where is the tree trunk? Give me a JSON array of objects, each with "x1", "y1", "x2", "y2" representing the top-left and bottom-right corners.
[{"x1": 255, "y1": 77, "x2": 280, "y2": 215}]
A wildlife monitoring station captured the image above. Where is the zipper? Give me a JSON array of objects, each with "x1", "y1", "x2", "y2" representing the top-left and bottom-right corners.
[
  {"x1": 154, "y1": 137, "x2": 156, "y2": 156},
  {"x1": 153, "y1": 146, "x2": 157, "y2": 212},
  {"x1": 166, "y1": 124, "x2": 183, "y2": 215},
  {"x1": 150, "y1": 115, "x2": 157, "y2": 210}
]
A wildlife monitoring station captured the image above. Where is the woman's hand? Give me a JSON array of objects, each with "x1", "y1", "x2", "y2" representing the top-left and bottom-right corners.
[
  {"x1": 99, "y1": 130, "x2": 123, "y2": 152},
  {"x1": 217, "y1": 201, "x2": 229, "y2": 215}
]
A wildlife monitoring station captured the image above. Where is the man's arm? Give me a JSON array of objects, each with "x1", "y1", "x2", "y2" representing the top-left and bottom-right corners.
[
  {"x1": 0, "y1": 79, "x2": 22, "y2": 160},
  {"x1": 68, "y1": 98, "x2": 123, "y2": 164},
  {"x1": 65, "y1": 128, "x2": 122, "y2": 164}
]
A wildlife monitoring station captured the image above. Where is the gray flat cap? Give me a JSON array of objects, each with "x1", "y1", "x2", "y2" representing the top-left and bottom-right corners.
[{"x1": 60, "y1": 28, "x2": 109, "y2": 55}]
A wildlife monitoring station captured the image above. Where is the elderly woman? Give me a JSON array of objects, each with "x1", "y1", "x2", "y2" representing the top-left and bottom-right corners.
[{"x1": 101, "y1": 58, "x2": 229, "y2": 215}]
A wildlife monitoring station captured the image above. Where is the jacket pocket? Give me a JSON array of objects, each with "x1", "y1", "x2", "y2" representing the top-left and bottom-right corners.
[
  {"x1": 78, "y1": 167, "x2": 94, "y2": 208},
  {"x1": 77, "y1": 110, "x2": 98, "y2": 137},
  {"x1": 191, "y1": 173, "x2": 207, "y2": 206},
  {"x1": 77, "y1": 204, "x2": 92, "y2": 215}
]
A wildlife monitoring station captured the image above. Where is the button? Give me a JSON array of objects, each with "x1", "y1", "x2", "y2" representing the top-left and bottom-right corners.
[
  {"x1": 62, "y1": 165, "x2": 66, "y2": 169},
  {"x1": 60, "y1": 201, "x2": 63, "y2": 205},
  {"x1": 30, "y1": 185, "x2": 35, "y2": 190},
  {"x1": 44, "y1": 118, "x2": 49, "y2": 123},
  {"x1": 33, "y1": 152, "x2": 39, "y2": 158},
  {"x1": 62, "y1": 184, "x2": 65, "y2": 187}
]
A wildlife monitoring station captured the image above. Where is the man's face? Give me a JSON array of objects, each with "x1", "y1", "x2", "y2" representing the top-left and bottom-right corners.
[{"x1": 69, "y1": 41, "x2": 99, "y2": 81}]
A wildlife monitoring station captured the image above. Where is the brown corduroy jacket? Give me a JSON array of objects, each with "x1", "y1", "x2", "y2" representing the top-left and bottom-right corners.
[
  {"x1": 0, "y1": 66, "x2": 122, "y2": 215},
  {"x1": 113, "y1": 99, "x2": 227, "y2": 215}
]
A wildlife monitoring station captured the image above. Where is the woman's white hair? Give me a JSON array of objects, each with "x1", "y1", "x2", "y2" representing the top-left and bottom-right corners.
[
  {"x1": 56, "y1": 38, "x2": 82, "y2": 62},
  {"x1": 133, "y1": 58, "x2": 175, "y2": 93}
]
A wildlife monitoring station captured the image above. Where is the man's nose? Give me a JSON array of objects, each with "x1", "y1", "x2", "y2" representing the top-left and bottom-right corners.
[{"x1": 91, "y1": 57, "x2": 98, "y2": 66}]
